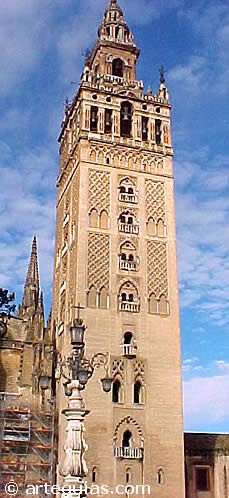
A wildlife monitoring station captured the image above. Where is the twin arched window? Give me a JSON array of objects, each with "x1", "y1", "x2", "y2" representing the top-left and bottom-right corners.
[
  {"x1": 89, "y1": 209, "x2": 109, "y2": 230},
  {"x1": 119, "y1": 178, "x2": 137, "y2": 203},
  {"x1": 147, "y1": 217, "x2": 166, "y2": 237},
  {"x1": 87, "y1": 286, "x2": 108, "y2": 309},
  {"x1": 119, "y1": 282, "x2": 140, "y2": 312},
  {"x1": 148, "y1": 293, "x2": 169, "y2": 315}
]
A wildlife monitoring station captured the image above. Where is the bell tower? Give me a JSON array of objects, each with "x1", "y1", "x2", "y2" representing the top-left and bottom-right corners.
[{"x1": 52, "y1": 1, "x2": 185, "y2": 496}]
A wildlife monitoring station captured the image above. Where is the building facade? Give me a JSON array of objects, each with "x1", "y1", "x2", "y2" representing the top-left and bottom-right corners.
[
  {"x1": 1, "y1": 2, "x2": 229, "y2": 498},
  {"x1": 0, "y1": 238, "x2": 55, "y2": 497},
  {"x1": 52, "y1": 1, "x2": 185, "y2": 496}
]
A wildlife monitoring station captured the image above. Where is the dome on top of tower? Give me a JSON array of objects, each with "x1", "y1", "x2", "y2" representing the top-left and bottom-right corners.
[
  {"x1": 98, "y1": 0, "x2": 136, "y2": 47},
  {"x1": 105, "y1": 0, "x2": 123, "y2": 19}
]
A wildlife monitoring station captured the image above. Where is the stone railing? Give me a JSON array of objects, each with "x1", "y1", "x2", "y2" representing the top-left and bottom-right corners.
[
  {"x1": 121, "y1": 344, "x2": 137, "y2": 357},
  {"x1": 119, "y1": 301, "x2": 139, "y2": 313},
  {"x1": 114, "y1": 447, "x2": 143, "y2": 459},
  {"x1": 119, "y1": 260, "x2": 137, "y2": 271},
  {"x1": 119, "y1": 193, "x2": 138, "y2": 203},
  {"x1": 119, "y1": 224, "x2": 139, "y2": 235}
]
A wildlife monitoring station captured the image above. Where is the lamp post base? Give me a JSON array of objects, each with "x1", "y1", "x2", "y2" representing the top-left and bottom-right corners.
[{"x1": 60, "y1": 476, "x2": 89, "y2": 497}]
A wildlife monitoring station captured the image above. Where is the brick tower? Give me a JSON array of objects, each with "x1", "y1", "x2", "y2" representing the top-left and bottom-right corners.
[{"x1": 52, "y1": 1, "x2": 185, "y2": 496}]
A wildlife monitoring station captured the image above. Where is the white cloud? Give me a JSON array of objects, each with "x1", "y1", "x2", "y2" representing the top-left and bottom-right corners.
[
  {"x1": 169, "y1": 56, "x2": 206, "y2": 90},
  {"x1": 0, "y1": 144, "x2": 56, "y2": 305},
  {"x1": 170, "y1": 2, "x2": 229, "y2": 96},
  {"x1": 184, "y1": 373, "x2": 229, "y2": 429},
  {"x1": 175, "y1": 150, "x2": 229, "y2": 326}
]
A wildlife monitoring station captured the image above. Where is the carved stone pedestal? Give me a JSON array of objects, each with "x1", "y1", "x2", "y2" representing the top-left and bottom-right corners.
[{"x1": 59, "y1": 380, "x2": 90, "y2": 497}]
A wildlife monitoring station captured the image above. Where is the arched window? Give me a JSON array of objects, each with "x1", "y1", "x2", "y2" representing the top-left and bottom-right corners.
[
  {"x1": 157, "y1": 468, "x2": 165, "y2": 485},
  {"x1": 88, "y1": 287, "x2": 97, "y2": 308},
  {"x1": 90, "y1": 106, "x2": 98, "y2": 132},
  {"x1": 92, "y1": 467, "x2": 97, "y2": 483},
  {"x1": 121, "y1": 102, "x2": 132, "y2": 138},
  {"x1": 147, "y1": 217, "x2": 156, "y2": 236},
  {"x1": 128, "y1": 216, "x2": 133, "y2": 225},
  {"x1": 119, "y1": 282, "x2": 139, "y2": 312},
  {"x1": 112, "y1": 58, "x2": 124, "y2": 77},
  {"x1": 89, "y1": 209, "x2": 99, "y2": 228},
  {"x1": 157, "y1": 219, "x2": 165, "y2": 237},
  {"x1": 129, "y1": 254, "x2": 134, "y2": 262},
  {"x1": 112, "y1": 379, "x2": 121, "y2": 403},
  {"x1": 149, "y1": 293, "x2": 158, "y2": 314},
  {"x1": 155, "y1": 119, "x2": 162, "y2": 145},
  {"x1": 105, "y1": 109, "x2": 112, "y2": 134},
  {"x1": 124, "y1": 332, "x2": 133, "y2": 344},
  {"x1": 99, "y1": 287, "x2": 108, "y2": 309},
  {"x1": 122, "y1": 430, "x2": 132, "y2": 448},
  {"x1": 126, "y1": 468, "x2": 131, "y2": 484},
  {"x1": 134, "y1": 380, "x2": 143, "y2": 404},
  {"x1": 120, "y1": 215, "x2": 126, "y2": 224},
  {"x1": 119, "y1": 178, "x2": 137, "y2": 203},
  {"x1": 121, "y1": 253, "x2": 127, "y2": 261},
  {"x1": 159, "y1": 295, "x2": 168, "y2": 315},
  {"x1": 100, "y1": 210, "x2": 108, "y2": 230},
  {"x1": 142, "y1": 117, "x2": 148, "y2": 141}
]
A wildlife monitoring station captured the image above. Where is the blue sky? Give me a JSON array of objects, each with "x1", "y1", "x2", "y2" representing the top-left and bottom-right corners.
[{"x1": 0, "y1": 0, "x2": 228, "y2": 433}]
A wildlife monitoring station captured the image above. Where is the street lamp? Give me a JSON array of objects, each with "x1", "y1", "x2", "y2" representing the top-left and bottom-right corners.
[{"x1": 57, "y1": 315, "x2": 112, "y2": 496}]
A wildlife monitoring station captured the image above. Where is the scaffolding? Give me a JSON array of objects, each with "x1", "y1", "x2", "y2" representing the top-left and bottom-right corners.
[{"x1": 0, "y1": 393, "x2": 56, "y2": 498}]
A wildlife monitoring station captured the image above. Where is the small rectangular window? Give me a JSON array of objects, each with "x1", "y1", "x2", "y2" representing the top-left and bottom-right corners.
[
  {"x1": 155, "y1": 119, "x2": 162, "y2": 145},
  {"x1": 90, "y1": 106, "x2": 98, "y2": 132},
  {"x1": 105, "y1": 109, "x2": 113, "y2": 134},
  {"x1": 142, "y1": 117, "x2": 148, "y2": 141},
  {"x1": 195, "y1": 468, "x2": 210, "y2": 491}
]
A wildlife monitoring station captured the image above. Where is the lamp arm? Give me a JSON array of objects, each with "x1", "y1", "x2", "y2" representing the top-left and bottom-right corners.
[
  {"x1": 91, "y1": 352, "x2": 110, "y2": 376},
  {"x1": 80, "y1": 358, "x2": 94, "y2": 379}
]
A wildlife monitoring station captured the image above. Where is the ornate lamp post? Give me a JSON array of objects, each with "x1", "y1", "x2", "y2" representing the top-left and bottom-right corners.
[{"x1": 56, "y1": 311, "x2": 112, "y2": 496}]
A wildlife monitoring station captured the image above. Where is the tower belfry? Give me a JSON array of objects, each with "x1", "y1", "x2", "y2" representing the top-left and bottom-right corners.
[{"x1": 52, "y1": 1, "x2": 185, "y2": 496}]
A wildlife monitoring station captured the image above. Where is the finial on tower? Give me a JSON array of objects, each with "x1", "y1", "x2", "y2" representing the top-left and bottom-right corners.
[
  {"x1": 159, "y1": 65, "x2": 166, "y2": 85},
  {"x1": 159, "y1": 66, "x2": 166, "y2": 85},
  {"x1": 157, "y1": 65, "x2": 170, "y2": 103}
]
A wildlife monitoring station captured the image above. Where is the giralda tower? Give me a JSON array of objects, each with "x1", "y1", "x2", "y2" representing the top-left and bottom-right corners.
[{"x1": 52, "y1": 1, "x2": 185, "y2": 496}]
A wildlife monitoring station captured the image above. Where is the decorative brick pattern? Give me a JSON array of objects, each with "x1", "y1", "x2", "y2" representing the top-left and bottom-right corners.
[
  {"x1": 147, "y1": 241, "x2": 168, "y2": 298},
  {"x1": 134, "y1": 360, "x2": 145, "y2": 382},
  {"x1": 89, "y1": 169, "x2": 110, "y2": 213},
  {"x1": 112, "y1": 358, "x2": 124, "y2": 380},
  {"x1": 145, "y1": 180, "x2": 165, "y2": 221},
  {"x1": 88, "y1": 233, "x2": 110, "y2": 290}
]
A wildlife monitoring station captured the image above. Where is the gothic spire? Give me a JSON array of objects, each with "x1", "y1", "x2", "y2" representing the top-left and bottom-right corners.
[{"x1": 22, "y1": 237, "x2": 40, "y2": 309}]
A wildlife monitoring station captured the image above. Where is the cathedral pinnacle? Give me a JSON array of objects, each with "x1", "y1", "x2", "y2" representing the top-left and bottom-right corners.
[{"x1": 22, "y1": 236, "x2": 40, "y2": 309}]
